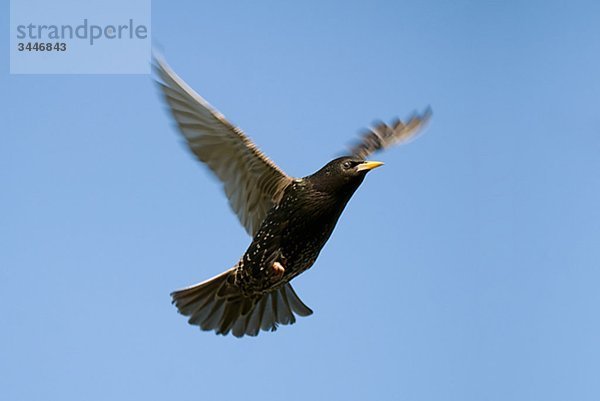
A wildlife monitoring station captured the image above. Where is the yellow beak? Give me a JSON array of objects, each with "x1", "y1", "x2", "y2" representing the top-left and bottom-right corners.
[{"x1": 356, "y1": 160, "x2": 384, "y2": 172}]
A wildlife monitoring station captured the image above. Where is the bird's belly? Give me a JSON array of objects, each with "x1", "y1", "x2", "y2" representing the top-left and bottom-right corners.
[
  {"x1": 233, "y1": 224, "x2": 334, "y2": 295},
  {"x1": 234, "y1": 202, "x2": 342, "y2": 294},
  {"x1": 279, "y1": 219, "x2": 337, "y2": 278},
  {"x1": 233, "y1": 239, "x2": 322, "y2": 295}
]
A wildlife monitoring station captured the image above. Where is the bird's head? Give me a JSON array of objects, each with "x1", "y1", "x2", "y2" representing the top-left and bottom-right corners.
[{"x1": 305, "y1": 156, "x2": 384, "y2": 194}]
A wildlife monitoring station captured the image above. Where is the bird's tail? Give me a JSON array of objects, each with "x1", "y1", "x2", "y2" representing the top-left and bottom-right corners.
[{"x1": 171, "y1": 270, "x2": 313, "y2": 337}]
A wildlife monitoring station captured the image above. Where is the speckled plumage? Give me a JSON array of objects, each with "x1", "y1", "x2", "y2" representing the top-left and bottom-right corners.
[
  {"x1": 234, "y1": 164, "x2": 365, "y2": 295},
  {"x1": 155, "y1": 55, "x2": 431, "y2": 337}
]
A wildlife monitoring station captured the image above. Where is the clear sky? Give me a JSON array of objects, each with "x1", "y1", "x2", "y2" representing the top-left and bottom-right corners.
[{"x1": 2, "y1": 1, "x2": 600, "y2": 400}]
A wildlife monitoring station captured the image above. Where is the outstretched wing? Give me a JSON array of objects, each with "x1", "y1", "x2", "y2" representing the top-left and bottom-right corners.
[
  {"x1": 154, "y1": 56, "x2": 292, "y2": 236},
  {"x1": 350, "y1": 107, "x2": 432, "y2": 160}
]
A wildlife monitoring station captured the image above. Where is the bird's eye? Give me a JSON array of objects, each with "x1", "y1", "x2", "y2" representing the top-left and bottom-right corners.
[{"x1": 342, "y1": 161, "x2": 352, "y2": 169}]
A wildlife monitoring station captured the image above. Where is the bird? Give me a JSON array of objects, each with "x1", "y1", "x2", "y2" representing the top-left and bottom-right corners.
[{"x1": 154, "y1": 55, "x2": 431, "y2": 337}]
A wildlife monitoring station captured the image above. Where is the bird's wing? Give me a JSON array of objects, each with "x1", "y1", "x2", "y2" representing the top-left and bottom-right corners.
[
  {"x1": 349, "y1": 107, "x2": 432, "y2": 160},
  {"x1": 154, "y1": 56, "x2": 293, "y2": 236}
]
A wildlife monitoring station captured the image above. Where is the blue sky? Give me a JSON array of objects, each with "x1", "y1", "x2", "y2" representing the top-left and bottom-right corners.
[{"x1": 2, "y1": 1, "x2": 600, "y2": 400}]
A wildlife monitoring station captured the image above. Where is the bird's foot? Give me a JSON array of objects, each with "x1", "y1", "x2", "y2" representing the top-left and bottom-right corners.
[{"x1": 272, "y1": 261, "x2": 285, "y2": 279}]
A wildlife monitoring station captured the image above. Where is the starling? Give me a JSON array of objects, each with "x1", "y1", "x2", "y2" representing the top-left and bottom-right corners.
[{"x1": 154, "y1": 56, "x2": 431, "y2": 337}]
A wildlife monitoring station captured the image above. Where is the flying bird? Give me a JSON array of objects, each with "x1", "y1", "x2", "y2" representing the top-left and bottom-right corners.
[{"x1": 154, "y1": 56, "x2": 431, "y2": 337}]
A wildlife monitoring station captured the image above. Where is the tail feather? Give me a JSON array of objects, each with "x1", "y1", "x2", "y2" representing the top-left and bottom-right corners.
[
  {"x1": 274, "y1": 290, "x2": 293, "y2": 325},
  {"x1": 231, "y1": 304, "x2": 251, "y2": 337},
  {"x1": 260, "y1": 293, "x2": 277, "y2": 332},
  {"x1": 174, "y1": 270, "x2": 227, "y2": 316},
  {"x1": 171, "y1": 269, "x2": 313, "y2": 337},
  {"x1": 245, "y1": 296, "x2": 267, "y2": 336},
  {"x1": 201, "y1": 299, "x2": 226, "y2": 330},
  {"x1": 284, "y1": 284, "x2": 313, "y2": 317},
  {"x1": 220, "y1": 300, "x2": 245, "y2": 335}
]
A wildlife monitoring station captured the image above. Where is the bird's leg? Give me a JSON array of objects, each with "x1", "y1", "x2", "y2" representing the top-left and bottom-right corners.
[
  {"x1": 265, "y1": 250, "x2": 287, "y2": 283},
  {"x1": 270, "y1": 252, "x2": 287, "y2": 281},
  {"x1": 272, "y1": 260, "x2": 285, "y2": 279}
]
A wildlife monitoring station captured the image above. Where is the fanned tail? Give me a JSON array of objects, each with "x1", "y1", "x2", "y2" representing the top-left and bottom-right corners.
[{"x1": 171, "y1": 270, "x2": 313, "y2": 337}]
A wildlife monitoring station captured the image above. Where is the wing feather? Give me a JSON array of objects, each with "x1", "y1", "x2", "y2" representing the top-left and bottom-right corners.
[
  {"x1": 350, "y1": 107, "x2": 432, "y2": 160},
  {"x1": 154, "y1": 56, "x2": 292, "y2": 236}
]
